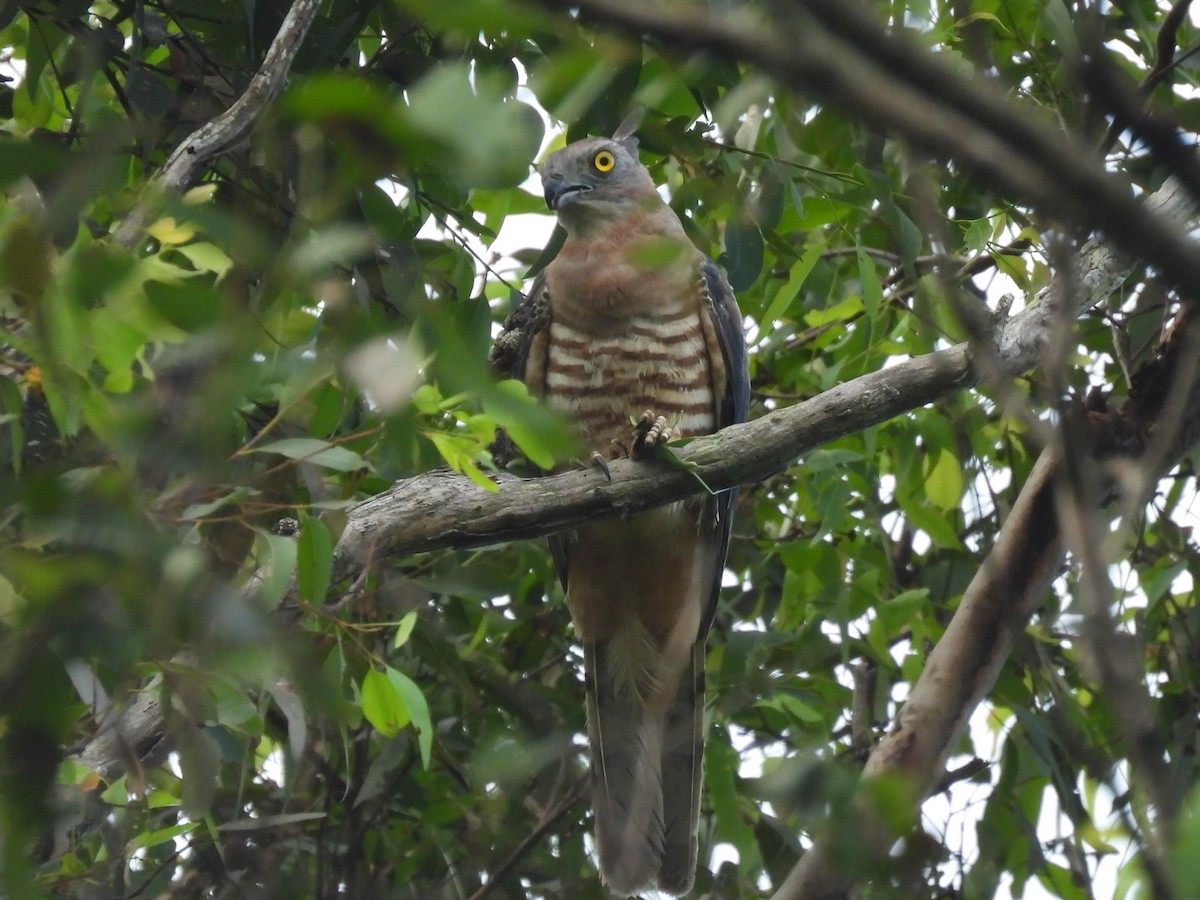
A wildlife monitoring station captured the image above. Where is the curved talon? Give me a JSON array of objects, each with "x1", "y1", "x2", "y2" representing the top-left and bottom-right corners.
[{"x1": 590, "y1": 451, "x2": 612, "y2": 481}]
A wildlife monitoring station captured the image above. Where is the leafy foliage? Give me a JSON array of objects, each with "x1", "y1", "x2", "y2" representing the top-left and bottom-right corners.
[{"x1": 1, "y1": 0, "x2": 1199, "y2": 897}]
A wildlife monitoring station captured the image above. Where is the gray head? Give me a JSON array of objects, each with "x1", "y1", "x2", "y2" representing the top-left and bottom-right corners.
[{"x1": 538, "y1": 136, "x2": 660, "y2": 232}]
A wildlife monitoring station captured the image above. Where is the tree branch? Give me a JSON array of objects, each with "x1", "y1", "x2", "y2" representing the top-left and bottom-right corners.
[
  {"x1": 112, "y1": 0, "x2": 322, "y2": 247},
  {"x1": 535, "y1": 0, "x2": 1200, "y2": 293},
  {"x1": 773, "y1": 448, "x2": 1064, "y2": 900},
  {"x1": 771, "y1": 307, "x2": 1200, "y2": 900},
  {"x1": 334, "y1": 344, "x2": 974, "y2": 575}
]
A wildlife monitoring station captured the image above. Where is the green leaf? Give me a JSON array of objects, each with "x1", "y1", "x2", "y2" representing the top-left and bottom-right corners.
[
  {"x1": 127, "y1": 822, "x2": 198, "y2": 852},
  {"x1": 267, "y1": 680, "x2": 308, "y2": 763},
  {"x1": 210, "y1": 679, "x2": 259, "y2": 729},
  {"x1": 483, "y1": 379, "x2": 577, "y2": 469},
  {"x1": 900, "y1": 498, "x2": 962, "y2": 548},
  {"x1": 876, "y1": 588, "x2": 929, "y2": 633},
  {"x1": 89, "y1": 310, "x2": 144, "y2": 393},
  {"x1": 392, "y1": 610, "x2": 418, "y2": 649},
  {"x1": 760, "y1": 241, "x2": 825, "y2": 341},
  {"x1": 286, "y1": 225, "x2": 375, "y2": 276},
  {"x1": 0, "y1": 572, "x2": 18, "y2": 622},
  {"x1": 1034, "y1": 862, "x2": 1087, "y2": 900},
  {"x1": 296, "y1": 514, "x2": 333, "y2": 604},
  {"x1": 1171, "y1": 786, "x2": 1200, "y2": 893},
  {"x1": 405, "y1": 64, "x2": 545, "y2": 189},
  {"x1": 253, "y1": 531, "x2": 298, "y2": 609},
  {"x1": 426, "y1": 431, "x2": 498, "y2": 492},
  {"x1": 361, "y1": 667, "x2": 411, "y2": 737},
  {"x1": 706, "y1": 731, "x2": 762, "y2": 874},
  {"x1": 757, "y1": 693, "x2": 825, "y2": 724},
  {"x1": 359, "y1": 666, "x2": 432, "y2": 768},
  {"x1": 923, "y1": 447, "x2": 963, "y2": 512},
  {"x1": 181, "y1": 488, "x2": 257, "y2": 521},
  {"x1": 147, "y1": 217, "x2": 196, "y2": 245},
  {"x1": 385, "y1": 666, "x2": 432, "y2": 768},
  {"x1": 1040, "y1": 0, "x2": 1079, "y2": 59},
  {"x1": 856, "y1": 248, "x2": 884, "y2": 321},
  {"x1": 254, "y1": 437, "x2": 369, "y2": 473},
  {"x1": 804, "y1": 292, "x2": 864, "y2": 328},
  {"x1": 175, "y1": 242, "x2": 234, "y2": 279},
  {"x1": 176, "y1": 726, "x2": 221, "y2": 819}
]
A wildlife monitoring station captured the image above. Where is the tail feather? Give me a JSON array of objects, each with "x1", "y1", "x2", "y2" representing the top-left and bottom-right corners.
[
  {"x1": 658, "y1": 641, "x2": 705, "y2": 895},
  {"x1": 587, "y1": 640, "x2": 665, "y2": 895},
  {"x1": 586, "y1": 637, "x2": 703, "y2": 897}
]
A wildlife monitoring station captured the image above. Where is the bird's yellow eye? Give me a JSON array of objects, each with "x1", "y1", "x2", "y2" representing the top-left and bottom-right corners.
[{"x1": 593, "y1": 150, "x2": 616, "y2": 172}]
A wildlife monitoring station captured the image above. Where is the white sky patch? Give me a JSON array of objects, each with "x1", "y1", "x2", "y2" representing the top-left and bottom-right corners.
[{"x1": 1, "y1": 46, "x2": 24, "y2": 87}]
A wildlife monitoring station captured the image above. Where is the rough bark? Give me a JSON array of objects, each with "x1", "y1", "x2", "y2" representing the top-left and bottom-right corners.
[{"x1": 334, "y1": 344, "x2": 974, "y2": 575}]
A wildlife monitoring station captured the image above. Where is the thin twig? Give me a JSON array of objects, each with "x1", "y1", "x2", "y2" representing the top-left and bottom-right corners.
[
  {"x1": 467, "y1": 776, "x2": 589, "y2": 900},
  {"x1": 112, "y1": 0, "x2": 322, "y2": 247}
]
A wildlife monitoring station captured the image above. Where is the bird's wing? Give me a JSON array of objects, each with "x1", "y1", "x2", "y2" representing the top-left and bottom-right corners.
[
  {"x1": 489, "y1": 274, "x2": 570, "y2": 587},
  {"x1": 701, "y1": 258, "x2": 751, "y2": 430},
  {"x1": 697, "y1": 258, "x2": 750, "y2": 635},
  {"x1": 489, "y1": 273, "x2": 551, "y2": 386},
  {"x1": 654, "y1": 259, "x2": 748, "y2": 895}
]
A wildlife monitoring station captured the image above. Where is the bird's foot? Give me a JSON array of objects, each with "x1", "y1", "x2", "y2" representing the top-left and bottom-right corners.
[
  {"x1": 631, "y1": 409, "x2": 677, "y2": 457},
  {"x1": 628, "y1": 412, "x2": 686, "y2": 460},
  {"x1": 584, "y1": 414, "x2": 677, "y2": 478}
]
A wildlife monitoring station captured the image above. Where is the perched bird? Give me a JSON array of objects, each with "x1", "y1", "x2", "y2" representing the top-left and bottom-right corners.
[{"x1": 491, "y1": 133, "x2": 748, "y2": 896}]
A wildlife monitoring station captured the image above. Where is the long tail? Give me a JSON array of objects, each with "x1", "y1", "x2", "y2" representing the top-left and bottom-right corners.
[
  {"x1": 586, "y1": 638, "x2": 704, "y2": 897},
  {"x1": 658, "y1": 640, "x2": 705, "y2": 895}
]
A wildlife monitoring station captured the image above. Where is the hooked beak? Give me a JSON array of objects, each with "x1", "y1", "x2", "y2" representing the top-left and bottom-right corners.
[{"x1": 543, "y1": 176, "x2": 591, "y2": 211}]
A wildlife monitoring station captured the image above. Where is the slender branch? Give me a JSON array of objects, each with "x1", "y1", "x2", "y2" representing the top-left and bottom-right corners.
[
  {"x1": 774, "y1": 447, "x2": 1065, "y2": 900},
  {"x1": 466, "y1": 776, "x2": 589, "y2": 900},
  {"x1": 771, "y1": 307, "x2": 1200, "y2": 900},
  {"x1": 1149, "y1": 0, "x2": 1195, "y2": 91},
  {"x1": 112, "y1": 0, "x2": 322, "y2": 247},
  {"x1": 1100, "y1": 0, "x2": 1195, "y2": 152}
]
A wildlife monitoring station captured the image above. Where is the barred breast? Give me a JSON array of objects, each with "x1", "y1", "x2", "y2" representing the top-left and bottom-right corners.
[{"x1": 544, "y1": 304, "x2": 716, "y2": 451}]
